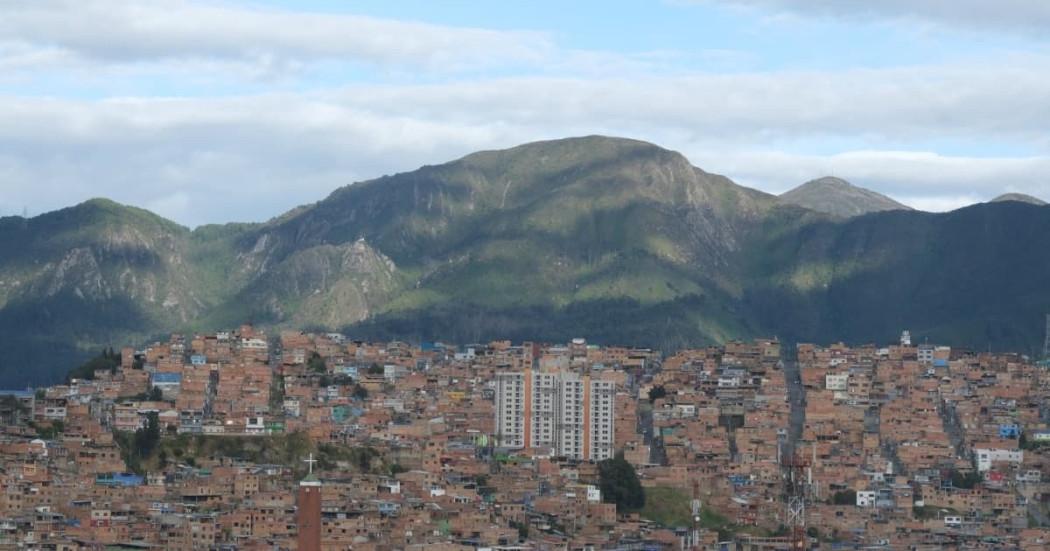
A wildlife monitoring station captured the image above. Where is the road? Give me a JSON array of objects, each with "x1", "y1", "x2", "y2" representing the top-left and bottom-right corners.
[{"x1": 781, "y1": 347, "x2": 806, "y2": 457}]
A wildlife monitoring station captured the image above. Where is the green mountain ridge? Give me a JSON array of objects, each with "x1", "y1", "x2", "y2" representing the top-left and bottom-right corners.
[{"x1": 2, "y1": 136, "x2": 1048, "y2": 386}]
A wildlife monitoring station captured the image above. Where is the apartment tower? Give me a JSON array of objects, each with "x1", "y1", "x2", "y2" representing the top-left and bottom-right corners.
[{"x1": 494, "y1": 370, "x2": 615, "y2": 461}]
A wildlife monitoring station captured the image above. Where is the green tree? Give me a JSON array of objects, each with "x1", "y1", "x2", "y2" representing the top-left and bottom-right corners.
[
  {"x1": 832, "y1": 489, "x2": 856, "y2": 505},
  {"x1": 598, "y1": 452, "x2": 645, "y2": 512},
  {"x1": 510, "y1": 520, "x2": 529, "y2": 540},
  {"x1": 34, "y1": 420, "x2": 64, "y2": 439},
  {"x1": 308, "y1": 352, "x2": 327, "y2": 373},
  {"x1": 950, "y1": 469, "x2": 981, "y2": 489},
  {"x1": 134, "y1": 411, "x2": 161, "y2": 458},
  {"x1": 66, "y1": 348, "x2": 121, "y2": 382},
  {"x1": 367, "y1": 363, "x2": 384, "y2": 375},
  {"x1": 648, "y1": 385, "x2": 667, "y2": 403},
  {"x1": 148, "y1": 386, "x2": 164, "y2": 401},
  {"x1": 353, "y1": 384, "x2": 369, "y2": 399}
]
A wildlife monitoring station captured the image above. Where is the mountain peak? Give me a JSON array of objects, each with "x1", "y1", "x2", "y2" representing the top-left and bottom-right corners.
[
  {"x1": 990, "y1": 192, "x2": 1047, "y2": 206},
  {"x1": 779, "y1": 176, "x2": 912, "y2": 218},
  {"x1": 458, "y1": 135, "x2": 685, "y2": 171}
]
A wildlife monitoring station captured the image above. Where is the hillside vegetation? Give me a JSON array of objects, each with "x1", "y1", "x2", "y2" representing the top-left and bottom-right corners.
[{"x1": 2, "y1": 136, "x2": 1049, "y2": 384}]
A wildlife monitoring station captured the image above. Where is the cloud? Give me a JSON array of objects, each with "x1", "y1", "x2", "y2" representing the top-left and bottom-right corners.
[
  {"x1": 2, "y1": 58, "x2": 1049, "y2": 224},
  {"x1": 0, "y1": 0, "x2": 553, "y2": 76},
  {"x1": 696, "y1": 0, "x2": 1050, "y2": 36},
  {"x1": 699, "y1": 149, "x2": 1050, "y2": 210}
]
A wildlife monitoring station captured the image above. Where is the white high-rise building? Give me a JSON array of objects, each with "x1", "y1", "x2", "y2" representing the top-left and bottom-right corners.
[
  {"x1": 494, "y1": 370, "x2": 616, "y2": 461},
  {"x1": 494, "y1": 372, "x2": 526, "y2": 448}
]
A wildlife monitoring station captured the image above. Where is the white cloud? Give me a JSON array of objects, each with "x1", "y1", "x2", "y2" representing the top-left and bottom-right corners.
[
  {"x1": 0, "y1": 0, "x2": 553, "y2": 75},
  {"x1": 904, "y1": 195, "x2": 986, "y2": 213},
  {"x1": 2, "y1": 59, "x2": 1050, "y2": 224},
  {"x1": 698, "y1": 0, "x2": 1050, "y2": 35},
  {"x1": 699, "y1": 148, "x2": 1050, "y2": 210},
  {"x1": 334, "y1": 62, "x2": 1050, "y2": 144}
]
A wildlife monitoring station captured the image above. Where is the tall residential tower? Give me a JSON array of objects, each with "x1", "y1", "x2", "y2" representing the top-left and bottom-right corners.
[{"x1": 494, "y1": 370, "x2": 615, "y2": 461}]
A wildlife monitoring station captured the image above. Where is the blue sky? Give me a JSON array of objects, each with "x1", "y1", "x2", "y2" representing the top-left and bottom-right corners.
[{"x1": 2, "y1": 0, "x2": 1049, "y2": 226}]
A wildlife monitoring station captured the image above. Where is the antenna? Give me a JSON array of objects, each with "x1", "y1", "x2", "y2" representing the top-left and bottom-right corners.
[
  {"x1": 783, "y1": 452, "x2": 810, "y2": 550},
  {"x1": 690, "y1": 479, "x2": 702, "y2": 549}
]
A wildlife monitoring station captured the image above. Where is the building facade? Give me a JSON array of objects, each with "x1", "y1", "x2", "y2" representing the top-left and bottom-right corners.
[{"x1": 494, "y1": 370, "x2": 615, "y2": 461}]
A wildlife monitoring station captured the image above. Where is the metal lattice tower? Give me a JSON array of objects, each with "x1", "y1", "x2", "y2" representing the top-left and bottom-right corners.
[
  {"x1": 783, "y1": 453, "x2": 810, "y2": 551},
  {"x1": 690, "y1": 479, "x2": 702, "y2": 549}
]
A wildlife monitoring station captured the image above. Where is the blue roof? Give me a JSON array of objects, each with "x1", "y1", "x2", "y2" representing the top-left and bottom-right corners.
[
  {"x1": 96, "y1": 473, "x2": 144, "y2": 487},
  {"x1": 151, "y1": 372, "x2": 182, "y2": 383}
]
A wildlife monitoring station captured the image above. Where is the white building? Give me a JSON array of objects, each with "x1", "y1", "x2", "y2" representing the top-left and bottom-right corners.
[
  {"x1": 494, "y1": 370, "x2": 616, "y2": 461},
  {"x1": 975, "y1": 447, "x2": 1023, "y2": 472},
  {"x1": 825, "y1": 373, "x2": 849, "y2": 391},
  {"x1": 494, "y1": 373, "x2": 526, "y2": 449},
  {"x1": 856, "y1": 490, "x2": 877, "y2": 507},
  {"x1": 918, "y1": 345, "x2": 935, "y2": 365}
]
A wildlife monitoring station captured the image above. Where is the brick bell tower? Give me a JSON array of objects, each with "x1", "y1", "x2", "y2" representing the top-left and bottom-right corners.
[{"x1": 297, "y1": 454, "x2": 321, "y2": 551}]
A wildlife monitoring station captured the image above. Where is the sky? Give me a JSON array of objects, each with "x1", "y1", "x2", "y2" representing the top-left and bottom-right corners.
[{"x1": 2, "y1": 0, "x2": 1049, "y2": 227}]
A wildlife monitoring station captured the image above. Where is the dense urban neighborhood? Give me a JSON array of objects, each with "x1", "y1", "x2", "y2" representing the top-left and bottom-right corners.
[{"x1": 2, "y1": 326, "x2": 1050, "y2": 550}]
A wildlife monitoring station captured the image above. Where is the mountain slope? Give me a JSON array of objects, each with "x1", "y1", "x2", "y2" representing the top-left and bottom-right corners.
[
  {"x1": 990, "y1": 193, "x2": 1047, "y2": 206},
  {"x1": 744, "y1": 200, "x2": 1050, "y2": 353},
  {"x1": 779, "y1": 176, "x2": 912, "y2": 218},
  {"x1": 3, "y1": 136, "x2": 1050, "y2": 385},
  {"x1": 226, "y1": 136, "x2": 781, "y2": 346}
]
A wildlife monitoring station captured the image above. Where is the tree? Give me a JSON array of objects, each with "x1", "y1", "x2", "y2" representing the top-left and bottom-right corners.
[
  {"x1": 648, "y1": 385, "x2": 667, "y2": 403},
  {"x1": 598, "y1": 452, "x2": 645, "y2": 512},
  {"x1": 832, "y1": 489, "x2": 856, "y2": 505},
  {"x1": 353, "y1": 385, "x2": 369, "y2": 399},
  {"x1": 66, "y1": 348, "x2": 121, "y2": 382},
  {"x1": 148, "y1": 386, "x2": 164, "y2": 401},
  {"x1": 307, "y1": 352, "x2": 327, "y2": 373},
  {"x1": 34, "y1": 420, "x2": 64, "y2": 439},
  {"x1": 134, "y1": 412, "x2": 161, "y2": 458},
  {"x1": 367, "y1": 363, "x2": 384, "y2": 375},
  {"x1": 510, "y1": 520, "x2": 529, "y2": 540},
  {"x1": 950, "y1": 469, "x2": 981, "y2": 489}
]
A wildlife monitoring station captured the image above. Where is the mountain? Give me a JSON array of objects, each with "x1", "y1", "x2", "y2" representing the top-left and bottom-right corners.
[
  {"x1": 3, "y1": 136, "x2": 1050, "y2": 386},
  {"x1": 779, "y1": 176, "x2": 913, "y2": 218},
  {"x1": 213, "y1": 136, "x2": 780, "y2": 347},
  {"x1": 990, "y1": 193, "x2": 1047, "y2": 206}
]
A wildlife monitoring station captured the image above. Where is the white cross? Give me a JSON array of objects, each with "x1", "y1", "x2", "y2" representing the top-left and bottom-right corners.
[{"x1": 303, "y1": 453, "x2": 318, "y2": 475}]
